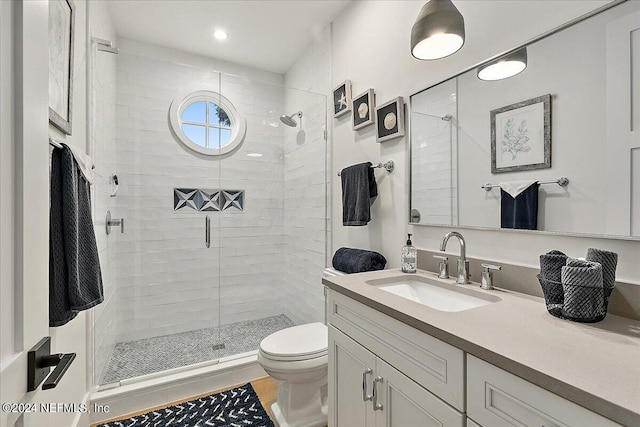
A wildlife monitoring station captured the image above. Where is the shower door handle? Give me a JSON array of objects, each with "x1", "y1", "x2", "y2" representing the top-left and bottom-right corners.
[{"x1": 205, "y1": 215, "x2": 211, "y2": 248}]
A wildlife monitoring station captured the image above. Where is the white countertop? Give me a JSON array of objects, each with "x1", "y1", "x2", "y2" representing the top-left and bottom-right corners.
[{"x1": 323, "y1": 268, "x2": 640, "y2": 426}]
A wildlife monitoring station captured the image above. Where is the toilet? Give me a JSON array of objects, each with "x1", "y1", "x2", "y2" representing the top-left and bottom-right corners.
[
  {"x1": 258, "y1": 322, "x2": 328, "y2": 427},
  {"x1": 257, "y1": 268, "x2": 344, "y2": 427}
]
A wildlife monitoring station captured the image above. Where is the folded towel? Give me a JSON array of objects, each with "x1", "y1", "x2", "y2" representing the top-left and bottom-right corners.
[
  {"x1": 332, "y1": 247, "x2": 387, "y2": 274},
  {"x1": 499, "y1": 180, "x2": 538, "y2": 198},
  {"x1": 63, "y1": 142, "x2": 94, "y2": 184},
  {"x1": 561, "y1": 259, "x2": 604, "y2": 320},
  {"x1": 50, "y1": 145, "x2": 104, "y2": 327},
  {"x1": 586, "y1": 248, "x2": 618, "y2": 295},
  {"x1": 341, "y1": 162, "x2": 377, "y2": 226},
  {"x1": 501, "y1": 182, "x2": 539, "y2": 230},
  {"x1": 539, "y1": 250, "x2": 567, "y2": 282}
]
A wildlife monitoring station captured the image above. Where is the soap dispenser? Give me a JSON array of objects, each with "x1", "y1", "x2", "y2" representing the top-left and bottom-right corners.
[{"x1": 401, "y1": 233, "x2": 417, "y2": 273}]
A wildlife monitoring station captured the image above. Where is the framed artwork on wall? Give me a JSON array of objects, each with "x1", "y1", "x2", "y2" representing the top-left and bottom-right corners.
[
  {"x1": 375, "y1": 97, "x2": 405, "y2": 143},
  {"x1": 48, "y1": 0, "x2": 75, "y2": 135},
  {"x1": 491, "y1": 94, "x2": 551, "y2": 174},
  {"x1": 333, "y1": 80, "x2": 352, "y2": 118},
  {"x1": 352, "y1": 89, "x2": 375, "y2": 130}
]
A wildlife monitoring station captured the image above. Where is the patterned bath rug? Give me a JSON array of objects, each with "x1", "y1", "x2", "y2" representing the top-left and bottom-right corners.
[{"x1": 97, "y1": 383, "x2": 274, "y2": 427}]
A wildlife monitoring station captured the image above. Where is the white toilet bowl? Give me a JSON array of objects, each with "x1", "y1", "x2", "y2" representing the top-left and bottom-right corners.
[{"x1": 258, "y1": 322, "x2": 328, "y2": 427}]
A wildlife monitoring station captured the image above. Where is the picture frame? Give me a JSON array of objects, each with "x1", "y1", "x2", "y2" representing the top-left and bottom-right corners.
[
  {"x1": 333, "y1": 80, "x2": 352, "y2": 118},
  {"x1": 375, "y1": 97, "x2": 405, "y2": 143},
  {"x1": 491, "y1": 94, "x2": 551, "y2": 174},
  {"x1": 48, "y1": 0, "x2": 75, "y2": 135},
  {"x1": 352, "y1": 89, "x2": 375, "y2": 130}
]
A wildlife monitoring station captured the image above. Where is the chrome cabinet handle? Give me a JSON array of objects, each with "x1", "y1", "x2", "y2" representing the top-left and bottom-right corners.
[
  {"x1": 205, "y1": 215, "x2": 210, "y2": 248},
  {"x1": 372, "y1": 376, "x2": 383, "y2": 411},
  {"x1": 362, "y1": 368, "x2": 373, "y2": 401}
]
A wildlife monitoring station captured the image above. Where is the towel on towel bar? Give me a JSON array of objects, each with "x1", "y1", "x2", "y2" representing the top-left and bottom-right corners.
[
  {"x1": 341, "y1": 162, "x2": 377, "y2": 226},
  {"x1": 332, "y1": 247, "x2": 387, "y2": 274},
  {"x1": 50, "y1": 145, "x2": 104, "y2": 327},
  {"x1": 500, "y1": 181, "x2": 539, "y2": 230}
]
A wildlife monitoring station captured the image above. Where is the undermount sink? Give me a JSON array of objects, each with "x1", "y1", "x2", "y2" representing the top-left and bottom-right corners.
[{"x1": 366, "y1": 276, "x2": 501, "y2": 312}]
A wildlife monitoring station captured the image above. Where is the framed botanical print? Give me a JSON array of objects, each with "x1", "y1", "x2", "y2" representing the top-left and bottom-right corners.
[
  {"x1": 491, "y1": 94, "x2": 551, "y2": 173},
  {"x1": 333, "y1": 80, "x2": 352, "y2": 118},
  {"x1": 352, "y1": 89, "x2": 375, "y2": 130},
  {"x1": 375, "y1": 97, "x2": 405, "y2": 143}
]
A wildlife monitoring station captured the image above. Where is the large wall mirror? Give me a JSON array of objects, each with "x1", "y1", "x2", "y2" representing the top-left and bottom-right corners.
[{"x1": 410, "y1": 0, "x2": 640, "y2": 239}]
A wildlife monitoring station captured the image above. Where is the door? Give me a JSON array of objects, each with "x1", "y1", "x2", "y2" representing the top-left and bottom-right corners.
[
  {"x1": 374, "y1": 359, "x2": 464, "y2": 427},
  {"x1": 1, "y1": 1, "x2": 71, "y2": 426},
  {"x1": 328, "y1": 326, "x2": 376, "y2": 427}
]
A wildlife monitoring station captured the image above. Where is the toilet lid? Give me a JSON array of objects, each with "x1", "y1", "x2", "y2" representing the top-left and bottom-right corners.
[{"x1": 260, "y1": 322, "x2": 328, "y2": 360}]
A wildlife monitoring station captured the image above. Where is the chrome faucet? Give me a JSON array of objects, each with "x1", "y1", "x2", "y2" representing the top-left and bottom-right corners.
[{"x1": 439, "y1": 232, "x2": 470, "y2": 284}]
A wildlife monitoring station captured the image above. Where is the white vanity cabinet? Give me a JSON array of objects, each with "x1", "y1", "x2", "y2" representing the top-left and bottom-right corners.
[
  {"x1": 327, "y1": 289, "x2": 465, "y2": 427},
  {"x1": 466, "y1": 356, "x2": 621, "y2": 427},
  {"x1": 329, "y1": 325, "x2": 464, "y2": 427}
]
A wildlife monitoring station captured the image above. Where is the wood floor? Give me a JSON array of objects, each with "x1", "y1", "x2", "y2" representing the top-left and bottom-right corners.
[{"x1": 90, "y1": 376, "x2": 278, "y2": 427}]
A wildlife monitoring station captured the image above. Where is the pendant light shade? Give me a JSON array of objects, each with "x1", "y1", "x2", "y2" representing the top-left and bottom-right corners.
[
  {"x1": 411, "y1": 0, "x2": 465, "y2": 60},
  {"x1": 477, "y1": 47, "x2": 528, "y2": 81}
]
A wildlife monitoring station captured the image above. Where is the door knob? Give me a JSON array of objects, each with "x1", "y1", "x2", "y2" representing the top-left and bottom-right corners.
[{"x1": 28, "y1": 337, "x2": 76, "y2": 391}]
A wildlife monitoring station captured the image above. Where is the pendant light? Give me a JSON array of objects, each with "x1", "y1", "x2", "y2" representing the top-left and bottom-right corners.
[
  {"x1": 411, "y1": 0, "x2": 465, "y2": 60},
  {"x1": 477, "y1": 47, "x2": 528, "y2": 81}
]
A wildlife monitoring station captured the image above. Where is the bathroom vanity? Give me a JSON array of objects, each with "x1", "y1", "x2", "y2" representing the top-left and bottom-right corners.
[{"x1": 323, "y1": 269, "x2": 640, "y2": 427}]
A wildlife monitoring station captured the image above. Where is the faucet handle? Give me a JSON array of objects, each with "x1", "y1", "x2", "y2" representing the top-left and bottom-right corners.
[
  {"x1": 481, "y1": 263, "x2": 501, "y2": 272},
  {"x1": 480, "y1": 263, "x2": 501, "y2": 290},
  {"x1": 433, "y1": 255, "x2": 449, "y2": 279}
]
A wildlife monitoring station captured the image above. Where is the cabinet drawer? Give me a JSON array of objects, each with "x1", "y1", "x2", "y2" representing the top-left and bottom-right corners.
[
  {"x1": 467, "y1": 355, "x2": 620, "y2": 427},
  {"x1": 327, "y1": 289, "x2": 464, "y2": 411}
]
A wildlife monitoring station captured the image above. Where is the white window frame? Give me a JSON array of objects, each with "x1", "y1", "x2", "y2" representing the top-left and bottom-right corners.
[{"x1": 169, "y1": 90, "x2": 246, "y2": 156}]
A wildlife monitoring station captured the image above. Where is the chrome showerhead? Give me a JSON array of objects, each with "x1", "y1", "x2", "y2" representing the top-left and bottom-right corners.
[{"x1": 280, "y1": 111, "x2": 303, "y2": 127}]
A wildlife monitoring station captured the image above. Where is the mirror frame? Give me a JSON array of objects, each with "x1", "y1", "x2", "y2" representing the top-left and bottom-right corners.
[{"x1": 408, "y1": 0, "x2": 639, "y2": 241}]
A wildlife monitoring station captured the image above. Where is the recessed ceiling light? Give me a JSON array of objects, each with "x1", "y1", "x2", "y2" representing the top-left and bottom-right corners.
[
  {"x1": 247, "y1": 153, "x2": 263, "y2": 158},
  {"x1": 213, "y1": 30, "x2": 228, "y2": 41}
]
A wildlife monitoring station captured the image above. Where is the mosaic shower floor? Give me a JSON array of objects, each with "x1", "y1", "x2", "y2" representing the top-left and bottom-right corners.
[{"x1": 100, "y1": 314, "x2": 294, "y2": 385}]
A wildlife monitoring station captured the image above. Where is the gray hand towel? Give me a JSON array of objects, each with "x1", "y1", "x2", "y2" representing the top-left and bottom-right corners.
[
  {"x1": 561, "y1": 259, "x2": 603, "y2": 320},
  {"x1": 586, "y1": 248, "x2": 618, "y2": 296},
  {"x1": 341, "y1": 162, "x2": 377, "y2": 226},
  {"x1": 50, "y1": 145, "x2": 104, "y2": 327},
  {"x1": 539, "y1": 250, "x2": 567, "y2": 282}
]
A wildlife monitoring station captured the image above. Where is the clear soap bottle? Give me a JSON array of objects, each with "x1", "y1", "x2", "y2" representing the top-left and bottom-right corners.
[{"x1": 401, "y1": 233, "x2": 417, "y2": 273}]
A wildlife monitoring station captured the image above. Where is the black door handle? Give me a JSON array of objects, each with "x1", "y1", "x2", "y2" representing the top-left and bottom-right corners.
[{"x1": 27, "y1": 337, "x2": 76, "y2": 391}]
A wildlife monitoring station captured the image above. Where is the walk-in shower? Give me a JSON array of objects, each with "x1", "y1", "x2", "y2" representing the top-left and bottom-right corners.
[
  {"x1": 280, "y1": 111, "x2": 303, "y2": 127},
  {"x1": 90, "y1": 39, "x2": 328, "y2": 389}
]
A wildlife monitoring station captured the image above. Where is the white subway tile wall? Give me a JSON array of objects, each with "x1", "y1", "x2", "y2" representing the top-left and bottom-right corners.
[
  {"x1": 103, "y1": 39, "x2": 328, "y2": 346},
  {"x1": 411, "y1": 79, "x2": 458, "y2": 225},
  {"x1": 91, "y1": 0, "x2": 119, "y2": 386},
  {"x1": 282, "y1": 26, "x2": 332, "y2": 325}
]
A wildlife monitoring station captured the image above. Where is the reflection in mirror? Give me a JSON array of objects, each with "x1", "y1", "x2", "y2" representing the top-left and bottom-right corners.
[{"x1": 410, "y1": 1, "x2": 640, "y2": 238}]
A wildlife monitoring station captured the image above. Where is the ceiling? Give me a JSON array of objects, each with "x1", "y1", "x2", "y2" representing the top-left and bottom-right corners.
[{"x1": 106, "y1": 0, "x2": 351, "y2": 75}]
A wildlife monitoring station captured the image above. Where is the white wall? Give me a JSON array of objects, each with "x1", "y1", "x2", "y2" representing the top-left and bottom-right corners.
[
  {"x1": 330, "y1": 0, "x2": 640, "y2": 284},
  {"x1": 283, "y1": 26, "x2": 332, "y2": 325},
  {"x1": 113, "y1": 39, "x2": 287, "y2": 343}
]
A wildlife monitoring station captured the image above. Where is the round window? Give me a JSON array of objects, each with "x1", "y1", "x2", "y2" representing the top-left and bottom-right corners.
[{"x1": 169, "y1": 90, "x2": 246, "y2": 155}]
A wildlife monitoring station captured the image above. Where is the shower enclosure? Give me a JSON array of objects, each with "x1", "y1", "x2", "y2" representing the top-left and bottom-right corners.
[{"x1": 90, "y1": 40, "x2": 328, "y2": 388}]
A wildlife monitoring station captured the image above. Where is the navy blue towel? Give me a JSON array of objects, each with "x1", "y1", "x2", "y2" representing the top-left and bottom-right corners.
[
  {"x1": 341, "y1": 162, "x2": 377, "y2": 226},
  {"x1": 501, "y1": 183, "x2": 539, "y2": 230},
  {"x1": 50, "y1": 145, "x2": 104, "y2": 327},
  {"x1": 332, "y1": 247, "x2": 387, "y2": 274}
]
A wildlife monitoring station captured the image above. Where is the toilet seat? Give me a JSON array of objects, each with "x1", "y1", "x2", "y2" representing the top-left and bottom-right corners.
[{"x1": 259, "y1": 322, "x2": 328, "y2": 361}]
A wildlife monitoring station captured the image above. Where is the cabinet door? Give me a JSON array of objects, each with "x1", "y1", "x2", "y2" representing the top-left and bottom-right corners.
[
  {"x1": 374, "y1": 358, "x2": 464, "y2": 427},
  {"x1": 329, "y1": 326, "x2": 377, "y2": 427}
]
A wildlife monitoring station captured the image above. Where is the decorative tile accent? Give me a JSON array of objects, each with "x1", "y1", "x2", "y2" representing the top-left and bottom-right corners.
[{"x1": 174, "y1": 188, "x2": 244, "y2": 212}]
